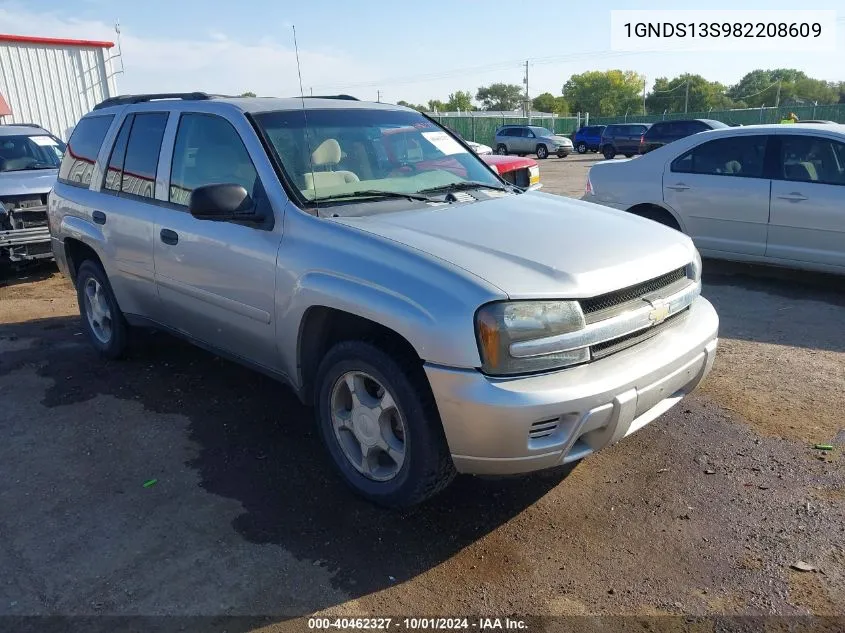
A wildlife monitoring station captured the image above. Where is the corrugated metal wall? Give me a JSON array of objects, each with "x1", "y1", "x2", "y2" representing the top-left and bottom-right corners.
[{"x1": 0, "y1": 42, "x2": 118, "y2": 140}]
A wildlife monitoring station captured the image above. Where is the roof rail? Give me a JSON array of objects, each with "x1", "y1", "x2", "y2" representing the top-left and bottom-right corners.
[
  {"x1": 300, "y1": 94, "x2": 359, "y2": 101},
  {"x1": 1, "y1": 122, "x2": 43, "y2": 128},
  {"x1": 92, "y1": 92, "x2": 212, "y2": 111}
]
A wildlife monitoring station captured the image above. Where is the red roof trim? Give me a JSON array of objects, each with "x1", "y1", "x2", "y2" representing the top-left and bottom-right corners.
[{"x1": 0, "y1": 34, "x2": 114, "y2": 49}]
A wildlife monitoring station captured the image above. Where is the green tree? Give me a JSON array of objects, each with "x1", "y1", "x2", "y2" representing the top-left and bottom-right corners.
[
  {"x1": 427, "y1": 99, "x2": 446, "y2": 112},
  {"x1": 475, "y1": 83, "x2": 524, "y2": 111},
  {"x1": 532, "y1": 92, "x2": 570, "y2": 115},
  {"x1": 397, "y1": 100, "x2": 427, "y2": 111},
  {"x1": 240, "y1": 91, "x2": 257, "y2": 98},
  {"x1": 562, "y1": 70, "x2": 644, "y2": 116},
  {"x1": 646, "y1": 74, "x2": 736, "y2": 114},
  {"x1": 446, "y1": 90, "x2": 476, "y2": 111},
  {"x1": 727, "y1": 69, "x2": 839, "y2": 107}
]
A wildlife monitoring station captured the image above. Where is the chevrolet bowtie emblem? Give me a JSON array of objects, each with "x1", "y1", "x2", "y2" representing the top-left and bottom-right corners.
[{"x1": 648, "y1": 302, "x2": 670, "y2": 324}]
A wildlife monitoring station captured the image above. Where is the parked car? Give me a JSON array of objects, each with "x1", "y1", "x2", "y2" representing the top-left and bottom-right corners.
[
  {"x1": 584, "y1": 123, "x2": 845, "y2": 274},
  {"x1": 573, "y1": 125, "x2": 606, "y2": 154},
  {"x1": 482, "y1": 154, "x2": 540, "y2": 189},
  {"x1": 599, "y1": 123, "x2": 651, "y2": 159},
  {"x1": 0, "y1": 123, "x2": 65, "y2": 266},
  {"x1": 494, "y1": 125, "x2": 573, "y2": 159},
  {"x1": 640, "y1": 119, "x2": 729, "y2": 154},
  {"x1": 49, "y1": 92, "x2": 717, "y2": 507}
]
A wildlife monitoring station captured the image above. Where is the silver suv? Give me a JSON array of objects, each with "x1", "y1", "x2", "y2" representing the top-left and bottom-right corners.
[
  {"x1": 48, "y1": 93, "x2": 718, "y2": 507},
  {"x1": 494, "y1": 125, "x2": 573, "y2": 159},
  {"x1": 1, "y1": 123, "x2": 65, "y2": 265}
]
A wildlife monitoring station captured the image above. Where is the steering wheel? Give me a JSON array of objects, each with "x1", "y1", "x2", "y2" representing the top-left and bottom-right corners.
[{"x1": 388, "y1": 161, "x2": 417, "y2": 177}]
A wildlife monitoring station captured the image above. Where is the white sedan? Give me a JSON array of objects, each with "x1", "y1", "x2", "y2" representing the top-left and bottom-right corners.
[{"x1": 584, "y1": 123, "x2": 845, "y2": 274}]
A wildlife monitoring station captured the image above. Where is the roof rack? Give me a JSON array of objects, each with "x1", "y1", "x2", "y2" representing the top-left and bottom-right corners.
[
  {"x1": 92, "y1": 92, "x2": 212, "y2": 111},
  {"x1": 300, "y1": 94, "x2": 359, "y2": 101},
  {"x1": 1, "y1": 122, "x2": 43, "y2": 128}
]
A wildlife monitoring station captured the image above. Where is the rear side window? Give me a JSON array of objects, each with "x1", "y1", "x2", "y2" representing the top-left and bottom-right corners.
[
  {"x1": 58, "y1": 115, "x2": 114, "y2": 188},
  {"x1": 169, "y1": 113, "x2": 258, "y2": 206},
  {"x1": 120, "y1": 113, "x2": 168, "y2": 198},
  {"x1": 671, "y1": 135, "x2": 767, "y2": 178}
]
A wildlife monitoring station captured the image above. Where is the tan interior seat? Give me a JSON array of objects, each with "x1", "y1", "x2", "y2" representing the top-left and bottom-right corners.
[{"x1": 304, "y1": 139, "x2": 360, "y2": 190}]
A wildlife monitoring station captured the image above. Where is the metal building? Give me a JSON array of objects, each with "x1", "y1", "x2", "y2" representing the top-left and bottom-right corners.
[{"x1": 0, "y1": 34, "x2": 119, "y2": 140}]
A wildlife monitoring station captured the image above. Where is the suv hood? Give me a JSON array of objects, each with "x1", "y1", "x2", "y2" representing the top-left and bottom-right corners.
[
  {"x1": 0, "y1": 169, "x2": 58, "y2": 197},
  {"x1": 333, "y1": 192, "x2": 695, "y2": 299}
]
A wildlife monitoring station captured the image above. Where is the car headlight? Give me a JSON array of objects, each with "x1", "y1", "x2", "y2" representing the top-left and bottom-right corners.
[
  {"x1": 475, "y1": 301, "x2": 588, "y2": 375},
  {"x1": 689, "y1": 248, "x2": 702, "y2": 282}
]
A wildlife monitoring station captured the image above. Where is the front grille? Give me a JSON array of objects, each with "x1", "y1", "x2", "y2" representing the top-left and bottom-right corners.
[
  {"x1": 590, "y1": 309, "x2": 689, "y2": 360},
  {"x1": 580, "y1": 267, "x2": 686, "y2": 319},
  {"x1": 497, "y1": 168, "x2": 529, "y2": 188},
  {"x1": 529, "y1": 419, "x2": 560, "y2": 439}
]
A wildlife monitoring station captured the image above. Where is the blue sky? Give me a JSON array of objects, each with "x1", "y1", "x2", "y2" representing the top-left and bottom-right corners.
[{"x1": 1, "y1": 1, "x2": 842, "y2": 106}]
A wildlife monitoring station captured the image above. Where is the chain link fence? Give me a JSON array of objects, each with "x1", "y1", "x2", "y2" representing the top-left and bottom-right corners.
[{"x1": 427, "y1": 113, "x2": 582, "y2": 146}]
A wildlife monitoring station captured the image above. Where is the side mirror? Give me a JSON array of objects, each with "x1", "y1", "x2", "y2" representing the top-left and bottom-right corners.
[{"x1": 188, "y1": 184, "x2": 256, "y2": 222}]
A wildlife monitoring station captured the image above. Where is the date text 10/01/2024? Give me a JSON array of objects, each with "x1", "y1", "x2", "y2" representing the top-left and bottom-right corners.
[{"x1": 308, "y1": 617, "x2": 528, "y2": 630}]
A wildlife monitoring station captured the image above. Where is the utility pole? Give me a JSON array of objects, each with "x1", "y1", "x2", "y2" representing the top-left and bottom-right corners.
[
  {"x1": 684, "y1": 80, "x2": 689, "y2": 113},
  {"x1": 642, "y1": 78, "x2": 646, "y2": 115},
  {"x1": 524, "y1": 59, "x2": 530, "y2": 122},
  {"x1": 775, "y1": 79, "x2": 781, "y2": 108},
  {"x1": 377, "y1": 90, "x2": 381, "y2": 103}
]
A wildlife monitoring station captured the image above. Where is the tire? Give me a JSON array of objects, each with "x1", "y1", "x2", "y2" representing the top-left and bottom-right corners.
[
  {"x1": 602, "y1": 145, "x2": 616, "y2": 160},
  {"x1": 557, "y1": 152, "x2": 568, "y2": 158},
  {"x1": 536, "y1": 144, "x2": 548, "y2": 159},
  {"x1": 75, "y1": 259, "x2": 128, "y2": 359},
  {"x1": 625, "y1": 154, "x2": 634, "y2": 158},
  {"x1": 576, "y1": 142, "x2": 587, "y2": 154},
  {"x1": 495, "y1": 144, "x2": 508, "y2": 155},
  {"x1": 315, "y1": 340, "x2": 456, "y2": 507}
]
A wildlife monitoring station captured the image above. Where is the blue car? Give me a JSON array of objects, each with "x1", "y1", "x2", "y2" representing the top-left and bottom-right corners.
[{"x1": 573, "y1": 125, "x2": 606, "y2": 154}]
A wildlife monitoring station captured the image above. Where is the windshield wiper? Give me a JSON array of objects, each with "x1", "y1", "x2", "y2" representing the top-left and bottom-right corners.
[
  {"x1": 312, "y1": 189, "x2": 434, "y2": 203},
  {"x1": 21, "y1": 164, "x2": 58, "y2": 171},
  {"x1": 417, "y1": 181, "x2": 510, "y2": 195}
]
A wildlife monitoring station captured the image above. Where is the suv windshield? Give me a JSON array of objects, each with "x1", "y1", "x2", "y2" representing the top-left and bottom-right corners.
[
  {"x1": 0, "y1": 134, "x2": 65, "y2": 172},
  {"x1": 254, "y1": 109, "x2": 503, "y2": 205}
]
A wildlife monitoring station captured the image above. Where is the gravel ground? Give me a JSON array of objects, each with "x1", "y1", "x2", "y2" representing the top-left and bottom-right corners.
[{"x1": 1, "y1": 161, "x2": 843, "y2": 629}]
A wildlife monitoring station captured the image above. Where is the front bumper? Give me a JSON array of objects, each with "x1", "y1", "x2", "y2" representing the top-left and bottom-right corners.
[{"x1": 425, "y1": 297, "x2": 718, "y2": 475}]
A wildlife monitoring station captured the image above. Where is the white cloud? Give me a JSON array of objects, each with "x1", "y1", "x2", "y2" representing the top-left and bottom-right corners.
[{"x1": 0, "y1": 5, "x2": 377, "y2": 97}]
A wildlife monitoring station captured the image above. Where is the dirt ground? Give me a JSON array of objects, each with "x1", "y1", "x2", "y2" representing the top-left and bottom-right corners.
[{"x1": 1, "y1": 157, "x2": 843, "y2": 631}]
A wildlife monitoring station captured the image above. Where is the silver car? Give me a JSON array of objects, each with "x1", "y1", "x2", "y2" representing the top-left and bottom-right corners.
[
  {"x1": 494, "y1": 125, "x2": 573, "y2": 159},
  {"x1": 49, "y1": 93, "x2": 718, "y2": 507},
  {"x1": 0, "y1": 124, "x2": 65, "y2": 265},
  {"x1": 585, "y1": 124, "x2": 845, "y2": 274}
]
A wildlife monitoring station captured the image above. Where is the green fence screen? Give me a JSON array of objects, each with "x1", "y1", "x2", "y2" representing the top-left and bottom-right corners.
[
  {"x1": 429, "y1": 115, "x2": 581, "y2": 146},
  {"x1": 588, "y1": 103, "x2": 845, "y2": 127}
]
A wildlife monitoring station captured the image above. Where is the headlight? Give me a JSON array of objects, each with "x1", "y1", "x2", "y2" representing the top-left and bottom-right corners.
[
  {"x1": 689, "y1": 248, "x2": 702, "y2": 282},
  {"x1": 475, "y1": 301, "x2": 588, "y2": 375}
]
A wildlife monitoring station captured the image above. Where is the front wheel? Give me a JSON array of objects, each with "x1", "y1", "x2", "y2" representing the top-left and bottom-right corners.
[
  {"x1": 495, "y1": 144, "x2": 508, "y2": 155},
  {"x1": 576, "y1": 142, "x2": 587, "y2": 154},
  {"x1": 602, "y1": 145, "x2": 616, "y2": 160},
  {"x1": 315, "y1": 341, "x2": 455, "y2": 507},
  {"x1": 75, "y1": 260, "x2": 129, "y2": 359},
  {"x1": 625, "y1": 154, "x2": 634, "y2": 158},
  {"x1": 536, "y1": 144, "x2": 549, "y2": 159}
]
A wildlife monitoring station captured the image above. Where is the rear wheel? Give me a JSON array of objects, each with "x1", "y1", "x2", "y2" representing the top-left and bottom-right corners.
[
  {"x1": 630, "y1": 206, "x2": 682, "y2": 231},
  {"x1": 557, "y1": 151, "x2": 568, "y2": 158},
  {"x1": 576, "y1": 142, "x2": 587, "y2": 154},
  {"x1": 602, "y1": 145, "x2": 616, "y2": 160},
  {"x1": 495, "y1": 144, "x2": 508, "y2": 155},
  {"x1": 75, "y1": 260, "x2": 129, "y2": 359},
  {"x1": 536, "y1": 144, "x2": 549, "y2": 159},
  {"x1": 625, "y1": 154, "x2": 634, "y2": 158},
  {"x1": 315, "y1": 341, "x2": 455, "y2": 507}
]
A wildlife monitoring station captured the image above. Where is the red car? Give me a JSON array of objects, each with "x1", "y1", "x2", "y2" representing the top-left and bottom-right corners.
[{"x1": 480, "y1": 154, "x2": 541, "y2": 190}]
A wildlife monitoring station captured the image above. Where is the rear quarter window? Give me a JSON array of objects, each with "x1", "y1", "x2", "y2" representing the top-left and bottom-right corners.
[{"x1": 58, "y1": 115, "x2": 114, "y2": 188}]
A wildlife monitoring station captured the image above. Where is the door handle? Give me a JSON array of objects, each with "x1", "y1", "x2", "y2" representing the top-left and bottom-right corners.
[
  {"x1": 667, "y1": 183, "x2": 690, "y2": 191},
  {"x1": 777, "y1": 192, "x2": 807, "y2": 202},
  {"x1": 92, "y1": 210, "x2": 106, "y2": 225},
  {"x1": 160, "y1": 228, "x2": 179, "y2": 245}
]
